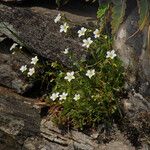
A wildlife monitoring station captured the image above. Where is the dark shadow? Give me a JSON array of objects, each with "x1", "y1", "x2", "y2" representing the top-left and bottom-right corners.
[
  {"x1": 22, "y1": 81, "x2": 44, "y2": 98},
  {"x1": 40, "y1": 106, "x2": 50, "y2": 118},
  {"x1": 0, "y1": 38, "x2": 14, "y2": 54},
  {"x1": 1, "y1": 0, "x2": 99, "y2": 19},
  {"x1": 59, "y1": 0, "x2": 98, "y2": 19},
  {"x1": 116, "y1": 118, "x2": 143, "y2": 149},
  {"x1": 125, "y1": 0, "x2": 137, "y2": 19}
]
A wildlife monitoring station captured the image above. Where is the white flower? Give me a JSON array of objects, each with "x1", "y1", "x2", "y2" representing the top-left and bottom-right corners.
[
  {"x1": 10, "y1": 43, "x2": 18, "y2": 51},
  {"x1": 86, "y1": 69, "x2": 95, "y2": 79},
  {"x1": 64, "y1": 71, "x2": 75, "y2": 82},
  {"x1": 63, "y1": 48, "x2": 69, "y2": 54},
  {"x1": 31, "y1": 56, "x2": 39, "y2": 65},
  {"x1": 19, "y1": 46, "x2": 23, "y2": 49},
  {"x1": 93, "y1": 29, "x2": 100, "y2": 38},
  {"x1": 59, "y1": 92, "x2": 68, "y2": 100},
  {"x1": 73, "y1": 94, "x2": 80, "y2": 101},
  {"x1": 106, "y1": 50, "x2": 117, "y2": 59},
  {"x1": 28, "y1": 67, "x2": 35, "y2": 76},
  {"x1": 78, "y1": 27, "x2": 87, "y2": 37},
  {"x1": 60, "y1": 22, "x2": 69, "y2": 33},
  {"x1": 54, "y1": 13, "x2": 61, "y2": 23},
  {"x1": 82, "y1": 37, "x2": 93, "y2": 48},
  {"x1": 104, "y1": 35, "x2": 108, "y2": 39},
  {"x1": 20, "y1": 65, "x2": 27, "y2": 72},
  {"x1": 50, "y1": 92, "x2": 59, "y2": 101}
]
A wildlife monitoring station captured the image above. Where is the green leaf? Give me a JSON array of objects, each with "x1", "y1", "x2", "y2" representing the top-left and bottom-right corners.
[
  {"x1": 55, "y1": 0, "x2": 61, "y2": 7},
  {"x1": 111, "y1": 0, "x2": 127, "y2": 34},
  {"x1": 137, "y1": 0, "x2": 150, "y2": 30},
  {"x1": 97, "y1": 3, "x2": 109, "y2": 19},
  {"x1": 55, "y1": 0, "x2": 70, "y2": 7}
]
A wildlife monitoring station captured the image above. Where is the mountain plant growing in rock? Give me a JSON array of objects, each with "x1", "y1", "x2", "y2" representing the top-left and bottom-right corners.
[
  {"x1": 15, "y1": 12, "x2": 125, "y2": 130},
  {"x1": 44, "y1": 13, "x2": 125, "y2": 129}
]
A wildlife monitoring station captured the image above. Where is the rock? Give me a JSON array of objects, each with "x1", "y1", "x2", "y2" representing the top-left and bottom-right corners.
[
  {"x1": 0, "y1": 33, "x2": 6, "y2": 42},
  {"x1": 0, "y1": 3, "x2": 97, "y2": 93},
  {"x1": 97, "y1": 141, "x2": 135, "y2": 150},
  {"x1": 1, "y1": 0, "x2": 17, "y2": 1},
  {"x1": 113, "y1": 1, "x2": 150, "y2": 146},
  {"x1": 1, "y1": 0, "x2": 16, "y2": 2},
  {"x1": 0, "y1": 86, "x2": 143, "y2": 150},
  {"x1": 122, "y1": 92, "x2": 150, "y2": 137},
  {"x1": 40, "y1": 119, "x2": 98, "y2": 150},
  {"x1": 0, "y1": 2, "x2": 149, "y2": 150},
  {"x1": 39, "y1": 118, "x2": 139, "y2": 150},
  {"x1": 23, "y1": 136, "x2": 68, "y2": 150},
  {"x1": 0, "y1": 38, "x2": 33, "y2": 94},
  {"x1": 0, "y1": 86, "x2": 41, "y2": 149},
  {"x1": 0, "y1": 0, "x2": 30, "y2": 3},
  {"x1": 122, "y1": 92, "x2": 150, "y2": 117},
  {"x1": 0, "y1": 4, "x2": 92, "y2": 68},
  {"x1": 114, "y1": 7, "x2": 142, "y2": 85},
  {"x1": 113, "y1": 2, "x2": 150, "y2": 96},
  {"x1": 0, "y1": 130, "x2": 22, "y2": 150}
]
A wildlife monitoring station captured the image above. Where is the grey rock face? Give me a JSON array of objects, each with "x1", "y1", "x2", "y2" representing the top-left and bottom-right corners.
[
  {"x1": 0, "y1": 4, "x2": 95, "y2": 94},
  {"x1": 0, "y1": 86, "x2": 41, "y2": 149},
  {"x1": 0, "y1": 39, "x2": 33, "y2": 94},
  {"x1": 122, "y1": 92, "x2": 150, "y2": 138},
  {"x1": 0, "y1": 4, "x2": 88, "y2": 68},
  {"x1": 113, "y1": 2, "x2": 150, "y2": 147},
  {"x1": 114, "y1": 6, "x2": 150, "y2": 96},
  {"x1": 0, "y1": 86, "x2": 137, "y2": 150},
  {"x1": 0, "y1": 3, "x2": 149, "y2": 150},
  {"x1": 122, "y1": 92, "x2": 150, "y2": 117}
]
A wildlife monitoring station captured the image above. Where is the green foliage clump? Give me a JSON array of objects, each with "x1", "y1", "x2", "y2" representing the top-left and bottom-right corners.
[
  {"x1": 49, "y1": 48, "x2": 124, "y2": 129},
  {"x1": 46, "y1": 18, "x2": 124, "y2": 129},
  {"x1": 13, "y1": 11, "x2": 125, "y2": 130},
  {"x1": 97, "y1": 0, "x2": 150, "y2": 34}
]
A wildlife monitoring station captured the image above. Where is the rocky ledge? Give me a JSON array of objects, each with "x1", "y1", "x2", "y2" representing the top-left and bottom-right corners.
[
  {"x1": 0, "y1": 85, "x2": 149, "y2": 150},
  {"x1": 0, "y1": 2, "x2": 149, "y2": 150}
]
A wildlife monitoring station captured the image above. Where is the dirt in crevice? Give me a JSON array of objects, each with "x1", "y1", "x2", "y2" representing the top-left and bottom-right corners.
[{"x1": 22, "y1": 80, "x2": 51, "y2": 98}]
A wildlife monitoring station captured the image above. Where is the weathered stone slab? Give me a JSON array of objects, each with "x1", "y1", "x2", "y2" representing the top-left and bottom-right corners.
[
  {"x1": 0, "y1": 4, "x2": 89, "y2": 67},
  {"x1": 122, "y1": 92, "x2": 150, "y2": 141},
  {"x1": 0, "y1": 86, "x2": 41, "y2": 146},
  {"x1": 0, "y1": 86, "x2": 145, "y2": 150},
  {"x1": 0, "y1": 39, "x2": 33, "y2": 93},
  {"x1": 0, "y1": 4, "x2": 97, "y2": 93},
  {"x1": 114, "y1": 5, "x2": 150, "y2": 96}
]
